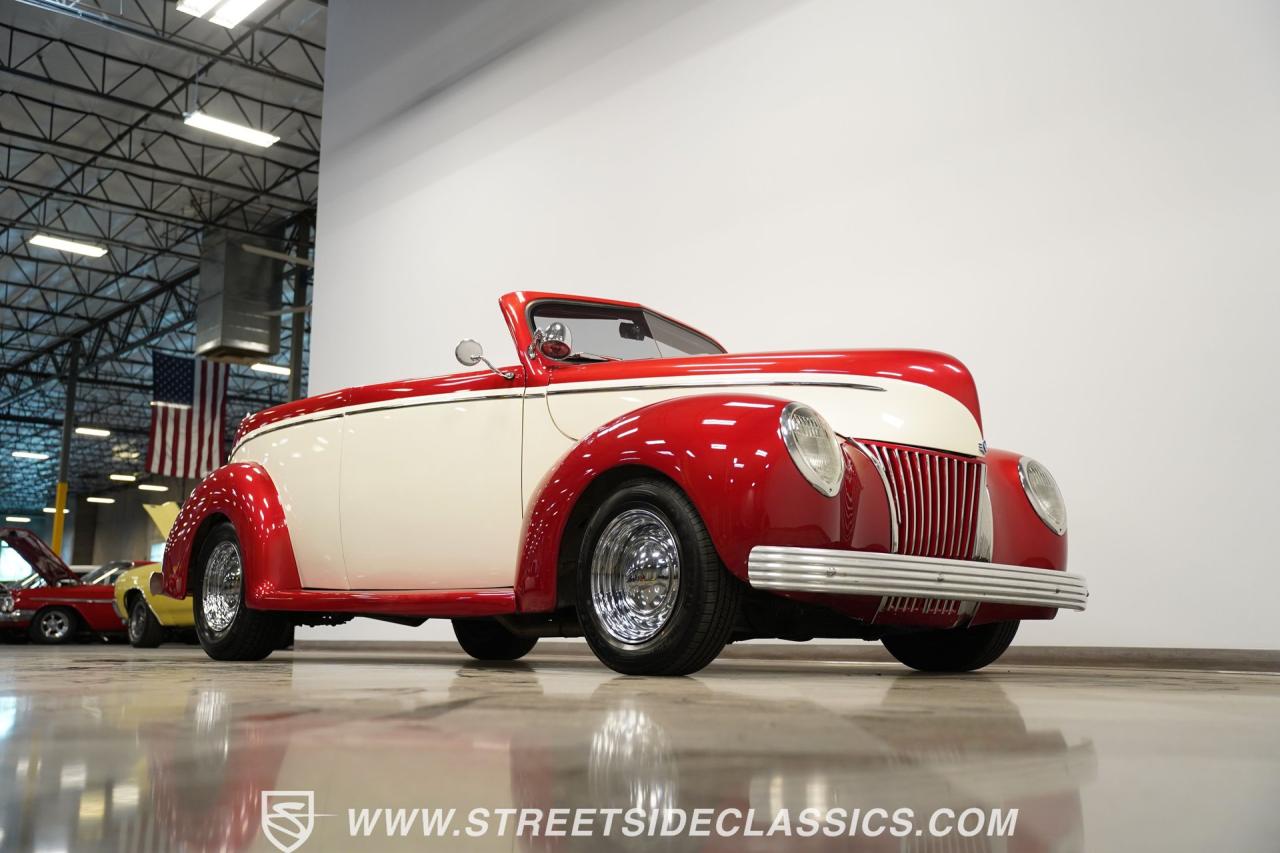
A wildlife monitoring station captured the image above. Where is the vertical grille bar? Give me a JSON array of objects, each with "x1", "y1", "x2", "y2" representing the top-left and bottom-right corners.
[{"x1": 860, "y1": 441, "x2": 983, "y2": 560}]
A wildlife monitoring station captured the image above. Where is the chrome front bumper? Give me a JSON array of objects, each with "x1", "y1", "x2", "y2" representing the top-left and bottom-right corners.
[
  {"x1": 747, "y1": 546, "x2": 1088, "y2": 611},
  {"x1": 0, "y1": 610, "x2": 34, "y2": 624}
]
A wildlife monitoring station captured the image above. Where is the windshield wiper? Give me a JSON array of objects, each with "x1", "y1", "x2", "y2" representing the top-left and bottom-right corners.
[{"x1": 562, "y1": 352, "x2": 618, "y2": 363}]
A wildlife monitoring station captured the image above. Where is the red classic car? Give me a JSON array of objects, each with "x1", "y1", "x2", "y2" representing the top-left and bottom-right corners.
[
  {"x1": 0, "y1": 527, "x2": 149, "y2": 644},
  {"x1": 159, "y1": 292, "x2": 1086, "y2": 674}
]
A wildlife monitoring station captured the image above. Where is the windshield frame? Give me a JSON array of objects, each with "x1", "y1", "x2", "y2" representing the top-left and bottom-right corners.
[{"x1": 525, "y1": 299, "x2": 725, "y2": 365}]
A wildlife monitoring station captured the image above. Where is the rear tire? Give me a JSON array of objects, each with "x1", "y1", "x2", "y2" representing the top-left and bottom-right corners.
[
  {"x1": 29, "y1": 607, "x2": 78, "y2": 645},
  {"x1": 193, "y1": 522, "x2": 289, "y2": 661},
  {"x1": 127, "y1": 596, "x2": 165, "y2": 648},
  {"x1": 576, "y1": 478, "x2": 740, "y2": 676},
  {"x1": 453, "y1": 619, "x2": 537, "y2": 661},
  {"x1": 882, "y1": 620, "x2": 1019, "y2": 673}
]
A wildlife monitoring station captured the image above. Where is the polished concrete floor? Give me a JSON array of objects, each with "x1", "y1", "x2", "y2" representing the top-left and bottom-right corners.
[{"x1": 1, "y1": 644, "x2": 1278, "y2": 852}]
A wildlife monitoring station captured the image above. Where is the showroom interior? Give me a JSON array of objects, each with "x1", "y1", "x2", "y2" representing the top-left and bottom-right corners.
[{"x1": 1, "y1": 0, "x2": 1278, "y2": 850}]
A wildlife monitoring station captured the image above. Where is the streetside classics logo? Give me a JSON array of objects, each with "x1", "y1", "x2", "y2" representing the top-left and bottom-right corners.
[{"x1": 262, "y1": 791, "x2": 323, "y2": 853}]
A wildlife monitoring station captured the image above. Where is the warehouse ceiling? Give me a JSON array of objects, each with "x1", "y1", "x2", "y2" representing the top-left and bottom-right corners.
[{"x1": 0, "y1": 0, "x2": 324, "y2": 513}]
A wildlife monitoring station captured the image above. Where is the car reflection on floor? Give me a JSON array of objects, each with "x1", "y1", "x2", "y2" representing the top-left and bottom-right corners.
[{"x1": 0, "y1": 648, "x2": 1094, "y2": 852}]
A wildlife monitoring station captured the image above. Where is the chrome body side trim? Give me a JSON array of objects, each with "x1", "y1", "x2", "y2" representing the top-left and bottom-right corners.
[
  {"x1": 233, "y1": 380, "x2": 886, "y2": 457},
  {"x1": 747, "y1": 546, "x2": 1087, "y2": 611},
  {"x1": 544, "y1": 380, "x2": 886, "y2": 396},
  {"x1": 24, "y1": 596, "x2": 116, "y2": 605}
]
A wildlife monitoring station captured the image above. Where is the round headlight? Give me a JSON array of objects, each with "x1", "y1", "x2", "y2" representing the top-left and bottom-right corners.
[
  {"x1": 780, "y1": 402, "x2": 844, "y2": 497},
  {"x1": 1019, "y1": 457, "x2": 1067, "y2": 535}
]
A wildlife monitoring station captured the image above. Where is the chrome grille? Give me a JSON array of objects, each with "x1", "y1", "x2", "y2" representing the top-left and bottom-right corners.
[
  {"x1": 862, "y1": 442, "x2": 984, "y2": 559},
  {"x1": 879, "y1": 596, "x2": 961, "y2": 617}
]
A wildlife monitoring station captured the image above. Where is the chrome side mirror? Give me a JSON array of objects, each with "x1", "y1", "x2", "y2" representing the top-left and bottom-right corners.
[
  {"x1": 454, "y1": 338, "x2": 484, "y2": 367},
  {"x1": 454, "y1": 339, "x2": 514, "y2": 380}
]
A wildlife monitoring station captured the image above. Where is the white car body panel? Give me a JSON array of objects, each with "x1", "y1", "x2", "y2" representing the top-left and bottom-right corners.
[
  {"x1": 338, "y1": 393, "x2": 524, "y2": 590},
  {"x1": 234, "y1": 418, "x2": 347, "y2": 589}
]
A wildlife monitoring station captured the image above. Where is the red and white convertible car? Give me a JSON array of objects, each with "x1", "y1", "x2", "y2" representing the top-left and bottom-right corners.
[{"x1": 159, "y1": 292, "x2": 1086, "y2": 674}]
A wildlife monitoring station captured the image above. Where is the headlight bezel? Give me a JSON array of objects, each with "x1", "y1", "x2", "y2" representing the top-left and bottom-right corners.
[
  {"x1": 779, "y1": 402, "x2": 845, "y2": 497},
  {"x1": 1018, "y1": 456, "x2": 1067, "y2": 535}
]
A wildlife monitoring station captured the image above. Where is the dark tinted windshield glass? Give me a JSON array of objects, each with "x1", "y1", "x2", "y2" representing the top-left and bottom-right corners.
[{"x1": 529, "y1": 302, "x2": 722, "y2": 363}]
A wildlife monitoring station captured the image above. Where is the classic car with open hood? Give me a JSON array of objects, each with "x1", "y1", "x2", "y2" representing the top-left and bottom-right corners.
[
  {"x1": 158, "y1": 292, "x2": 1086, "y2": 674},
  {"x1": 0, "y1": 527, "x2": 150, "y2": 644}
]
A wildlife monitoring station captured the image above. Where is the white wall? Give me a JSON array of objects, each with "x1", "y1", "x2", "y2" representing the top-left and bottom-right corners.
[{"x1": 309, "y1": 0, "x2": 1280, "y2": 648}]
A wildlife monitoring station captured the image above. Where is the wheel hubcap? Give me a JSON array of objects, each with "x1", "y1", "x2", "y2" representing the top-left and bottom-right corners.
[
  {"x1": 590, "y1": 508, "x2": 681, "y2": 644},
  {"x1": 202, "y1": 541, "x2": 242, "y2": 637},
  {"x1": 42, "y1": 611, "x2": 70, "y2": 640}
]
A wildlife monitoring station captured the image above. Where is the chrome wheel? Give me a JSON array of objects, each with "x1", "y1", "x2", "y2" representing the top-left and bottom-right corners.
[
  {"x1": 202, "y1": 540, "x2": 243, "y2": 638},
  {"x1": 39, "y1": 610, "x2": 71, "y2": 641},
  {"x1": 590, "y1": 508, "x2": 681, "y2": 644},
  {"x1": 128, "y1": 601, "x2": 147, "y2": 643}
]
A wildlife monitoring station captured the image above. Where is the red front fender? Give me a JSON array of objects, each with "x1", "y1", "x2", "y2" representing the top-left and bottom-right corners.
[
  {"x1": 514, "y1": 394, "x2": 893, "y2": 612},
  {"x1": 161, "y1": 462, "x2": 302, "y2": 603}
]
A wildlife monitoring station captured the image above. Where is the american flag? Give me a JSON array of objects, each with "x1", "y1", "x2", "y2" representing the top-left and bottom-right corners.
[{"x1": 147, "y1": 351, "x2": 229, "y2": 478}]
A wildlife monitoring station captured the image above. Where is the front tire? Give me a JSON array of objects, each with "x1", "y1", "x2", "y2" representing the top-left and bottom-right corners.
[
  {"x1": 29, "y1": 607, "x2": 78, "y2": 645},
  {"x1": 882, "y1": 620, "x2": 1019, "y2": 673},
  {"x1": 193, "y1": 522, "x2": 289, "y2": 661},
  {"x1": 127, "y1": 597, "x2": 165, "y2": 648},
  {"x1": 453, "y1": 619, "x2": 537, "y2": 661},
  {"x1": 576, "y1": 478, "x2": 740, "y2": 676}
]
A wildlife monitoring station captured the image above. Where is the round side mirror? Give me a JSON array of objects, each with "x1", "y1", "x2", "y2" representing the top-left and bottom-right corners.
[{"x1": 454, "y1": 339, "x2": 484, "y2": 367}]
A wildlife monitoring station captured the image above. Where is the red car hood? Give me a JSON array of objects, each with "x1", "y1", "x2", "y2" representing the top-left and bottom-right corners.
[{"x1": 0, "y1": 527, "x2": 79, "y2": 584}]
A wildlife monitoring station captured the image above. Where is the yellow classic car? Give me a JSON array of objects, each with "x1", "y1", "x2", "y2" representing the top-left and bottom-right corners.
[{"x1": 114, "y1": 565, "x2": 195, "y2": 648}]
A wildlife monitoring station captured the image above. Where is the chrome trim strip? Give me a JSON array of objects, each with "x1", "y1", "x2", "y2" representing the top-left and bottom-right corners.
[
  {"x1": 234, "y1": 379, "x2": 883, "y2": 456},
  {"x1": 30, "y1": 596, "x2": 117, "y2": 605},
  {"x1": 747, "y1": 546, "x2": 1088, "y2": 611},
  {"x1": 544, "y1": 379, "x2": 885, "y2": 396},
  {"x1": 233, "y1": 391, "x2": 529, "y2": 455},
  {"x1": 849, "y1": 440, "x2": 898, "y2": 553}
]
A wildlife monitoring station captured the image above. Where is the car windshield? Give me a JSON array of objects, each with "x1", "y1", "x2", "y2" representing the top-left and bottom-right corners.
[
  {"x1": 82, "y1": 561, "x2": 129, "y2": 585},
  {"x1": 15, "y1": 572, "x2": 47, "y2": 589},
  {"x1": 529, "y1": 302, "x2": 723, "y2": 364}
]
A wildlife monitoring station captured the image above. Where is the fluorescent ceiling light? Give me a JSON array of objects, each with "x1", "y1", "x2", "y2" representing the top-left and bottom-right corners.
[
  {"x1": 109, "y1": 474, "x2": 137, "y2": 483},
  {"x1": 86, "y1": 497, "x2": 115, "y2": 505},
  {"x1": 251, "y1": 362, "x2": 291, "y2": 376},
  {"x1": 210, "y1": 0, "x2": 270, "y2": 28},
  {"x1": 11, "y1": 451, "x2": 50, "y2": 461},
  {"x1": 175, "y1": 0, "x2": 222, "y2": 16},
  {"x1": 5, "y1": 516, "x2": 31, "y2": 523},
  {"x1": 149, "y1": 401, "x2": 191, "y2": 410},
  {"x1": 75, "y1": 427, "x2": 111, "y2": 438},
  {"x1": 184, "y1": 111, "x2": 279, "y2": 147},
  {"x1": 138, "y1": 484, "x2": 169, "y2": 492},
  {"x1": 29, "y1": 233, "x2": 108, "y2": 258},
  {"x1": 42, "y1": 508, "x2": 69, "y2": 514}
]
